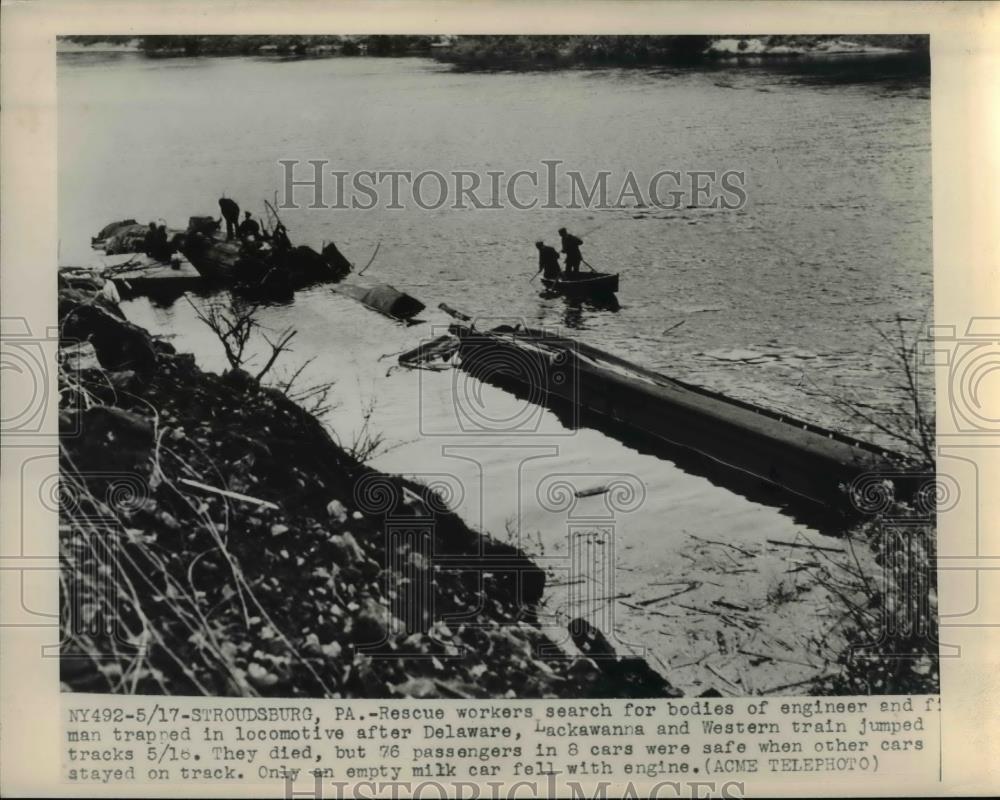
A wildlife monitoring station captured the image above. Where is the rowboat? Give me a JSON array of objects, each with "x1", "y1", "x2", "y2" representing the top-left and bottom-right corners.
[
  {"x1": 445, "y1": 322, "x2": 910, "y2": 510},
  {"x1": 542, "y1": 271, "x2": 619, "y2": 297}
]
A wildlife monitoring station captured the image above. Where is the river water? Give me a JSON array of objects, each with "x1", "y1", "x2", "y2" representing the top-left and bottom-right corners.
[{"x1": 58, "y1": 51, "x2": 930, "y2": 694}]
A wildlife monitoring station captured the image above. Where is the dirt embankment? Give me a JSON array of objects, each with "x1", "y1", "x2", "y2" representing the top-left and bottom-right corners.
[{"x1": 57, "y1": 284, "x2": 683, "y2": 699}]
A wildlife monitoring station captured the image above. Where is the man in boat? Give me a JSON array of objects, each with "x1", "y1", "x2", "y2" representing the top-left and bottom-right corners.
[
  {"x1": 558, "y1": 227, "x2": 584, "y2": 275},
  {"x1": 153, "y1": 224, "x2": 172, "y2": 261},
  {"x1": 218, "y1": 197, "x2": 240, "y2": 240},
  {"x1": 142, "y1": 222, "x2": 159, "y2": 257},
  {"x1": 237, "y1": 211, "x2": 261, "y2": 240},
  {"x1": 536, "y1": 241, "x2": 562, "y2": 280}
]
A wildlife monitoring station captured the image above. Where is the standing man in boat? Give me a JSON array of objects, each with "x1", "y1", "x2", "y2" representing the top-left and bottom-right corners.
[
  {"x1": 237, "y1": 211, "x2": 261, "y2": 240},
  {"x1": 218, "y1": 196, "x2": 240, "y2": 240},
  {"x1": 142, "y1": 221, "x2": 159, "y2": 257},
  {"x1": 153, "y1": 224, "x2": 171, "y2": 262},
  {"x1": 536, "y1": 241, "x2": 562, "y2": 280},
  {"x1": 558, "y1": 227, "x2": 584, "y2": 275}
]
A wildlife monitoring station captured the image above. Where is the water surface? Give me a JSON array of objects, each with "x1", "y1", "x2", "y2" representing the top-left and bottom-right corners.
[{"x1": 58, "y1": 53, "x2": 926, "y2": 692}]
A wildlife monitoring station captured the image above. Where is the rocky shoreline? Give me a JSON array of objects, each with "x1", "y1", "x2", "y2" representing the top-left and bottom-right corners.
[
  {"x1": 57, "y1": 284, "x2": 683, "y2": 699},
  {"x1": 57, "y1": 282, "x2": 938, "y2": 698}
]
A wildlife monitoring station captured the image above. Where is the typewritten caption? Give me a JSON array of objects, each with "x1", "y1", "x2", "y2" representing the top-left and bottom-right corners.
[{"x1": 62, "y1": 696, "x2": 940, "y2": 789}]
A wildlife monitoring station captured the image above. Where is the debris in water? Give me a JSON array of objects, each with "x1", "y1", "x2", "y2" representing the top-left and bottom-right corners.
[{"x1": 574, "y1": 484, "x2": 610, "y2": 498}]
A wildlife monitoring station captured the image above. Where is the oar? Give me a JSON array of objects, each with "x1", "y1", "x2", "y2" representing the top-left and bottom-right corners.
[
  {"x1": 357, "y1": 241, "x2": 381, "y2": 276},
  {"x1": 438, "y1": 302, "x2": 472, "y2": 322},
  {"x1": 581, "y1": 258, "x2": 599, "y2": 273},
  {"x1": 264, "y1": 197, "x2": 284, "y2": 230}
]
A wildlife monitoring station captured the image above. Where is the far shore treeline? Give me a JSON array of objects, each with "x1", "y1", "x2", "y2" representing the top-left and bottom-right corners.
[{"x1": 61, "y1": 34, "x2": 930, "y2": 71}]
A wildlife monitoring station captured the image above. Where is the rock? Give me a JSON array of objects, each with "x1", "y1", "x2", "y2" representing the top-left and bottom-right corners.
[
  {"x1": 101, "y1": 280, "x2": 121, "y2": 305},
  {"x1": 329, "y1": 531, "x2": 365, "y2": 566},
  {"x1": 224, "y1": 368, "x2": 257, "y2": 392},
  {"x1": 301, "y1": 633, "x2": 323, "y2": 656},
  {"x1": 321, "y1": 640, "x2": 343, "y2": 659},
  {"x1": 59, "y1": 287, "x2": 157, "y2": 376},
  {"x1": 351, "y1": 657, "x2": 387, "y2": 697},
  {"x1": 76, "y1": 406, "x2": 155, "y2": 474},
  {"x1": 270, "y1": 524, "x2": 289, "y2": 537},
  {"x1": 315, "y1": 618, "x2": 341, "y2": 642},
  {"x1": 430, "y1": 622, "x2": 453, "y2": 640},
  {"x1": 153, "y1": 338, "x2": 177, "y2": 355},
  {"x1": 58, "y1": 285, "x2": 124, "y2": 320},
  {"x1": 359, "y1": 557, "x2": 381, "y2": 580},
  {"x1": 246, "y1": 662, "x2": 278, "y2": 689},
  {"x1": 326, "y1": 499, "x2": 348, "y2": 522},
  {"x1": 159, "y1": 511, "x2": 181, "y2": 530},
  {"x1": 351, "y1": 602, "x2": 389, "y2": 645},
  {"x1": 407, "y1": 551, "x2": 429, "y2": 573},
  {"x1": 82, "y1": 405, "x2": 153, "y2": 443},
  {"x1": 107, "y1": 370, "x2": 138, "y2": 391},
  {"x1": 166, "y1": 352, "x2": 196, "y2": 371},
  {"x1": 389, "y1": 677, "x2": 441, "y2": 699},
  {"x1": 61, "y1": 342, "x2": 101, "y2": 372},
  {"x1": 221, "y1": 432, "x2": 272, "y2": 460},
  {"x1": 568, "y1": 656, "x2": 602, "y2": 680}
]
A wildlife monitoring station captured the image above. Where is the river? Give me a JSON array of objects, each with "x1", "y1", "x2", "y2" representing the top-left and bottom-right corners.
[{"x1": 58, "y1": 51, "x2": 930, "y2": 694}]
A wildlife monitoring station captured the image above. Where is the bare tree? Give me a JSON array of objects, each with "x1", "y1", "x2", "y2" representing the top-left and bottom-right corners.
[
  {"x1": 345, "y1": 395, "x2": 386, "y2": 462},
  {"x1": 187, "y1": 297, "x2": 295, "y2": 382},
  {"x1": 274, "y1": 356, "x2": 338, "y2": 417},
  {"x1": 809, "y1": 313, "x2": 934, "y2": 468},
  {"x1": 187, "y1": 296, "x2": 335, "y2": 414}
]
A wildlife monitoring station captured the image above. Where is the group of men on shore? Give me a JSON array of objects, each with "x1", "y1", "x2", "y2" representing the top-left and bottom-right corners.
[
  {"x1": 536, "y1": 227, "x2": 584, "y2": 280},
  {"x1": 142, "y1": 221, "x2": 173, "y2": 262}
]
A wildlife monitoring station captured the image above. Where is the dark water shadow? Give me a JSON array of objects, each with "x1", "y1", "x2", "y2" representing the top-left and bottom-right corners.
[
  {"x1": 468, "y1": 367, "x2": 851, "y2": 535},
  {"x1": 564, "y1": 403, "x2": 850, "y2": 535},
  {"x1": 756, "y1": 52, "x2": 930, "y2": 89},
  {"x1": 559, "y1": 295, "x2": 621, "y2": 329}
]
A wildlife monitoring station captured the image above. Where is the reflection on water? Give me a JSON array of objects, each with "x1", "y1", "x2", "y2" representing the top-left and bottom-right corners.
[
  {"x1": 57, "y1": 49, "x2": 929, "y2": 691},
  {"x1": 58, "y1": 51, "x2": 931, "y2": 447},
  {"x1": 759, "y1": 52, "x2": 930, "y2": 89},
  {"x1": 121, "y1": 287, "x2": 870, "y2": 692},
  {"x1": 554, "y1": 295, "x2": 622, "y2": 329}
]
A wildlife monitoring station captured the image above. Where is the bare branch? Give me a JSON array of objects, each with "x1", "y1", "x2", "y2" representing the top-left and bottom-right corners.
[{"x1": 254, "y1": 327, "x2": 297, "y2": 382}]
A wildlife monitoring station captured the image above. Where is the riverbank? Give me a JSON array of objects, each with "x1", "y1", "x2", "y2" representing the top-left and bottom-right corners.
[
  {"x1": 58, "y1": 282, "x2": 938, "y2": 698},
  {"x1": 432, "y1": 35, "x2": 928, "y2": 71},
  {"x1": 58, "y1": 35, "x2": 929, "y2": 72},
  {"x1": 57, "y1": 284, "x2": 682, "y2": 698}
]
